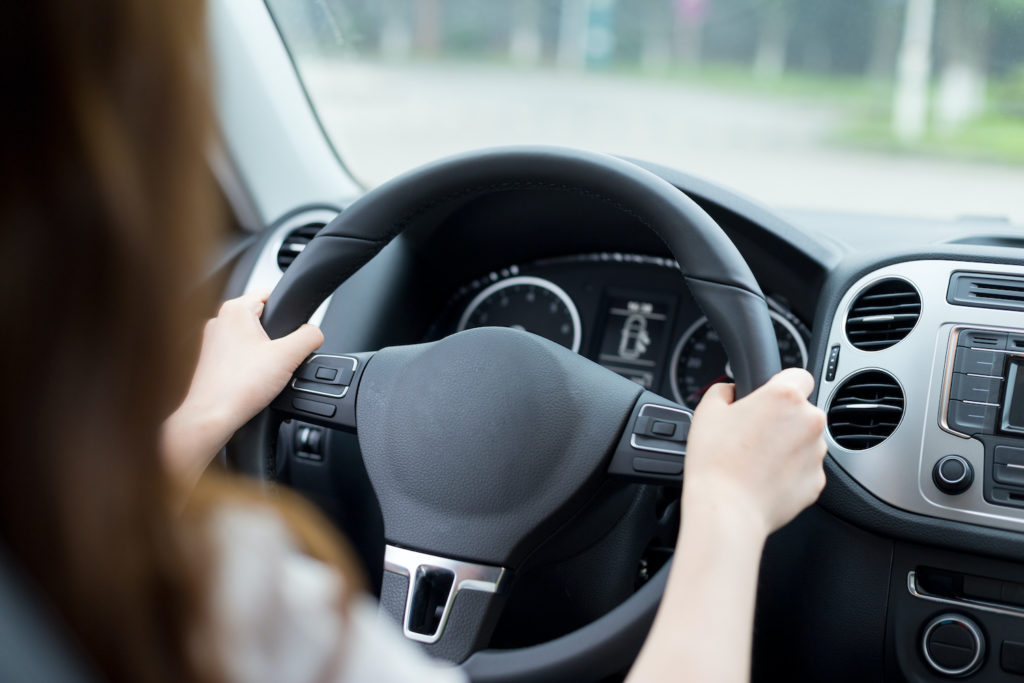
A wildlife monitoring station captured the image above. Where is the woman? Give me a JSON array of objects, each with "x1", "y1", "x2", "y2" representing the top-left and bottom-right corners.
[{"x1": 0, "y1": 1, "x2": 827, "y2": 682}]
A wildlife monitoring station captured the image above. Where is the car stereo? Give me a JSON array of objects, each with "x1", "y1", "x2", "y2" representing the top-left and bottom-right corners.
[{"x1": 941, "y1": 327, "x2": 1024, "y2": 508}]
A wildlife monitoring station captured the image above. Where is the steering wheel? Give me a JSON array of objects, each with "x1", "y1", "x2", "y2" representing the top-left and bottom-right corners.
[{"x1": 228, "y1": 147, "x2": 781, "y2": 682}]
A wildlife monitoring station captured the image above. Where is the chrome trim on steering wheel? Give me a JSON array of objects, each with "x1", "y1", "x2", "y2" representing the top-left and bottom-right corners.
[{"x1": 384, "y1": 545, "x2": 509, "y2": 645}]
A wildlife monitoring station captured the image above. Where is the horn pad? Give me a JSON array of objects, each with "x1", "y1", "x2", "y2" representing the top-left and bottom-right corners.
[{"x1": 356, "y1": 327, "x2": 642, "y2": 566}]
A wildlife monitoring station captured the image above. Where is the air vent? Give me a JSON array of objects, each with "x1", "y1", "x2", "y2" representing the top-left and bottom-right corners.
[
  {"x1": 845, "y1": 278, "x2": 921, "y2": 350},
  {"x1": 948, "y1": 271, "x2": 1024, "y2": 312},
  {"x1": 827, "y1": 370, "x2": 904, "y2": 450},
  {"x1": 276, "y1": 222, "x2": 326, "y2": 272}
]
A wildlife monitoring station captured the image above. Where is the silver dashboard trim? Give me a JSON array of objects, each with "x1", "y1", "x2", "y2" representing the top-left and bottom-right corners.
[
  {"x1": 242, "y1": 208, "x2": 340, "y2": 327},
  {"x1": 383, "y1": 545, "x2": 508, "y2": 645},
  {"x1": 937, "y1": 327, "x2": 969, "y2": 438},
  {"x1": 817, "y1": 260, "x2": 1024, "y2": 532},
  {"x1": 907, "y1": 571, "x2": 1024, "y2": 619}
]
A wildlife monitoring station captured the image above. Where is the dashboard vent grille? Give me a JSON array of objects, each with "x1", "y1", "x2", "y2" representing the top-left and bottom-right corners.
[
  {"x1": 277, "y1": 223, "x2": 326, "y2": 272},
  {"x1": 827, "y1": 370, "x2": 904, "y2": 450},
  {"x1": 948, "y1": 271, "x2": 1024, "y2": 312},
  {"x1": 845, "y1": 278, "x2": 921, "y2": 350}
]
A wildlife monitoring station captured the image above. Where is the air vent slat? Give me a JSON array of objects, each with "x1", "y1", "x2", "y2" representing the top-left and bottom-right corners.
[
  {"x1": 974, "y1": 290, "x2": 1024, "y2": 302},
  {"x1": 846, "y1": 338, "x2": 912, "y2": 350},
  {"x1": 858, "y1": 291, "x2": 919, "y2": 301},
  {"x1": 972, "y1": 283, "x2": 1024, "y2": 293},
  {"x1": 827, "y1": 370, "x2": 905, "y2": 451},
  {"x1": 949, "y1": 272, "x2": 1024, "y2": 312},
  {"x1": 277, "y1": 222, "x2": 327, "y2": 272},
  {"x1": 847, "y1": 313, "x2": 921, "y2": 325},
  {"x1": 845, "y1": 278, "x2": 921, "y2": 351}
]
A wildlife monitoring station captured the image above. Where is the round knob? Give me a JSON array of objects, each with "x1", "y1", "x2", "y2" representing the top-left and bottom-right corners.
[
  {"x1": 921, "y1": 613, "x2": 985, "y2": 677},
  {"x1": 933, "y1": 455, "x2": 974, "y2": 495}
]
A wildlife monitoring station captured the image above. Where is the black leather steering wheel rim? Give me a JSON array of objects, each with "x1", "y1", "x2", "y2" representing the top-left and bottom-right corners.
[{"x1": 227, "y1": 146, "x2": 781, "y2": 681}]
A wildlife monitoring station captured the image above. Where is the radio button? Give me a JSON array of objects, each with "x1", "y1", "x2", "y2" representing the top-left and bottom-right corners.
[
  {"x1": 933, "y1": 455, "x2": 974, "y2": 495},
  {"x1": 957, "y1": 330, "x2": 1008, "y2": 350},
  {"x1": 921, "y1": 614, "x2": 985, "y2": 678},
  {"x1": 994, "y1": 445, "x2": 1024, "y2": 467},
  {"x1": 954, "y1": 348, "x2": 1006, "y2": 376},
  {"x1": 951, "y1": 373, "x2": 1003, "y2": 404},
  {"x1": 947, "y1": 400, "x2": 998, "y2": 435},
  {"x1": 993, "y1": 463, "x2": 1024, "y2": 488}
]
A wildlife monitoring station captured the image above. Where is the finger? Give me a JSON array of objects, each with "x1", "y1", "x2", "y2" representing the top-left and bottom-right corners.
[
  {"x1": 271, "y1": 324, "x2": 325, "y2": 368},
  {"x1": 697, "y1": 382, "x2": 735, "y2": 408},
  {"x1": 250, "y1": 288, "x2": 273, "y2": 303},
  {"x1": 218, "y1": 294, "x2": 268, "y2": 326},
  {"x1": 235, "y1": 290, "x2": 270, "y2": 316},
  {"x1": 772, "y1": 367, "x2": 815, "y2": 399},
  {"x1": 808, "y1": 406, "x2": 827, "y2": 435}
]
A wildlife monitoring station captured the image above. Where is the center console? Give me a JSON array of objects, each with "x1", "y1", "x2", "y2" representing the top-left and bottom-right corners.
[{"x1": 819, "y1": 260, "x2": 1024, "y2": 680}]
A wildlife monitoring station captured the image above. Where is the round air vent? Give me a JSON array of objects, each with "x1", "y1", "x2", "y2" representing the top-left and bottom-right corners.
[
  {"x1": 276, "y1": 222, "x2": 326, "y2": 272},
  {"x1": 827, "y1": 370, "x2": 905, "y2": 450},
  {"x1": 845, "y1": 278, "x2": 921, "y2": 351}
]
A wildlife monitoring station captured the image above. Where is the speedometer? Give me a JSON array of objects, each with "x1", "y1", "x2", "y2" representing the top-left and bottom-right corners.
[
  {"x1": 669, "y1": 310, "x2": 808, "y2": 408},
  {"x1": 457, "y1": 276, "x2": 582, "y2": 352}
]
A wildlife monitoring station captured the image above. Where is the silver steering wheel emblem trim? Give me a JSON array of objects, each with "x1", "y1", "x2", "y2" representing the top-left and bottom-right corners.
[{"x1": 384, "y1": 545, "x2": 508, "y2": 645}]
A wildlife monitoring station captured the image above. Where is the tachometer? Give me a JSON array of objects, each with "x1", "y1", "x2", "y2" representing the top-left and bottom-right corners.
[
  {"x1": 670, "y1": 310, "x2": 808, "y2": 408},
  {"x1": 457, "y1": 276, "x2": 582, "y2": 352}
]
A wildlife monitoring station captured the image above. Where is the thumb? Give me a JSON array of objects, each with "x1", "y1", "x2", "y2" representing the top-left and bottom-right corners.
[{"x1": 271, "y1": 324, "x2": 325, "y2": 369}]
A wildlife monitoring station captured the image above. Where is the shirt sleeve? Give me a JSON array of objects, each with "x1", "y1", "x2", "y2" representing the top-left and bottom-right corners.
[{"x1": 208, "y1": 505, "x2": 467, "y2": 683}]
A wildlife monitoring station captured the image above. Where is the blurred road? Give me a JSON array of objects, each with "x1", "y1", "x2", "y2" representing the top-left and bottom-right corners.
[{"x1": 300, "y1": 60, "x2": 1024, "y2": 224}]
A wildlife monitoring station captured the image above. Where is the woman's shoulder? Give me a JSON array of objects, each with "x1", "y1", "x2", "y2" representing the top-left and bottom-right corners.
[{"x1": 206, "y1": 503, "x2": 466, "y2": 683}]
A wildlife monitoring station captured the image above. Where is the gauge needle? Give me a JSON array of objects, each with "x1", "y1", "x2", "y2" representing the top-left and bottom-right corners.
[{"x1": 687, "y1": 374, "x2": 729, "y2": 404}]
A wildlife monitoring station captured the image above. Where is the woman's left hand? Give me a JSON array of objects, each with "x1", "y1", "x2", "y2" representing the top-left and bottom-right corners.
[{"x1": 161, "y1": 291, "x2": 324, "y2": 488}]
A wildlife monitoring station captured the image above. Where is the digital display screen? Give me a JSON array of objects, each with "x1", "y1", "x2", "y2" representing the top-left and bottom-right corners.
[
  {"x1": 597, "y1": 292, "x2": 674, "y2": 389},
  {"x1": 1002, "y1": 358, "x2": 1024, "y2": 434}
]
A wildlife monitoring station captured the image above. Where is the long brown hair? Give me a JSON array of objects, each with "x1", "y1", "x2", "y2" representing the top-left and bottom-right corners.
[{"x1": 0, "y1": 2, "x2": 360, "y2": 682}]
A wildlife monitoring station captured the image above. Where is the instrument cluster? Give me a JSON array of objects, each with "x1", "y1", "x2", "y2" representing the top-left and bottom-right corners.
[{"x1": 429, "y1": 253, "x2": 809, "y2": 407}]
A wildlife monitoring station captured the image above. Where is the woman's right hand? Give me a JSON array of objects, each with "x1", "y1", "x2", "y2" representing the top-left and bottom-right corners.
[
  {"x1": 683, "y1": 368, "x2": 828, "y2": 537},
  {"x1": 626, "y1": 368, "x2": 827, "y2": 682}
]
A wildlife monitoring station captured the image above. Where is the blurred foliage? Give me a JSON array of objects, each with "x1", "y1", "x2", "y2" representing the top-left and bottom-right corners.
[
  {"x1": 994, "y1": 64, "x2": 1024, "y2": 117},
  {"x1": 840, "y1": 112, "x2": 1024, "y2": 165},
  {"x1": 267, "y1": 0, "x2": 1024, "y2": 163},
  {"x1": 269, "y1": 0, "x2": 1024, "y2": 77}
]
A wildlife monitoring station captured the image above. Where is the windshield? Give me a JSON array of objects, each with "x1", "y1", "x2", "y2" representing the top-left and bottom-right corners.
[{"x1": 265, "y1": 0, "x2": 1024, "y2": 223}]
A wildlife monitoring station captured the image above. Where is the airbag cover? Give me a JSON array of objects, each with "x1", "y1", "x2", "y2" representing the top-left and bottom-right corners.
[{"x1": 356, "y1": 327, "x2": 642, "y2": 566}]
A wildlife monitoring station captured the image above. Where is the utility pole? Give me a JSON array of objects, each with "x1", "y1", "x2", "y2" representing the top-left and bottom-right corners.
[
  {"x1": 557, "y1": 0, "x2": 591, "y2": 70},
  {"x1": 510, "y1": 0, "x2": 543, "y2": 65},
  {"x1": 893, "y1": 0, "x2": 936, "y2": 142}
]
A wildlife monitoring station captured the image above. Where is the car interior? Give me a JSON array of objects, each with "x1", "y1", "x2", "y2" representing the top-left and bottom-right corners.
[{"x1": 3, "y1": 1, "x2": 1024, "y2": 681}]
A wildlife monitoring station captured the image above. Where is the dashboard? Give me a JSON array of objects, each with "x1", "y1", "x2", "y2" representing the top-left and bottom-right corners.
[
  {"x1": 427, "y1": 253, "x2": 808, "y2": 409},
  {"x1": 229, "y1": 160, "x2": 1024, "y2": 682}
]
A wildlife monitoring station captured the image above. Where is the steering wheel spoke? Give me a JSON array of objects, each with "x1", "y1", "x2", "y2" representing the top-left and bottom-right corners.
[
  {"x1": 270, "y1": 351, "x2": 374, "y2": 432},
  {"x1": 381, "y1": 546, "x2": 509, "y2": 663},
  {"x1": 606, "y1": 392, "x2": 693, "y2": 485}
]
